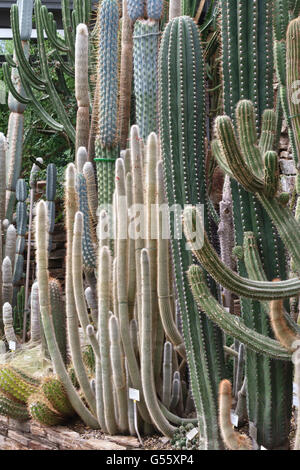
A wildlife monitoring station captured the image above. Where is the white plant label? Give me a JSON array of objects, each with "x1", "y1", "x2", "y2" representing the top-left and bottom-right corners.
[
  {"x1": 129, "y1": 387, "x2": 140, "y2": 401},
  {"x1": 293, "y1": 383, "x2": 299, "y2": 408},
  {"x1": 9, "y1": 341, "x2": 16, "y2": 351},
  {"x1": 230, "y1": 411, "x2": 239, "y2": 427},
  {"x1": 260, "y1": 446, "x2": 267, "y2": 450},
  {"x1": 186, "y1": 428, "x2": 198, "y2": 441}
]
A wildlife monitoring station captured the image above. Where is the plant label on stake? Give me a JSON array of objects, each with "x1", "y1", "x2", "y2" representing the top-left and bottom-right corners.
[
  {"x1": 186, "y1": 427, "x2": 198, "y2": 441},
  {"x1": 129, "y1": 388, "x2": 140, "y2": 401},
  {"x1": 9, "y1": 341, "x2": 16, "y2": 351},
  {"x1": 129, "y1": 388, "x2": 143, "y2": 447}
]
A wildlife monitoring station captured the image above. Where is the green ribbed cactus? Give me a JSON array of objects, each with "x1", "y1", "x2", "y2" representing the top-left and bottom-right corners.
[
  {"x1": 127, "y1": 0, "x2": 145, "y2": 21},
  {"x1": 219, "y1": 2, "x2": 294, "y2": 449},
  {"x1": 0, "y1": 365, "x2": 40, "y2": 403},
  {"x1": 28, "y1": 394, "x2": 65, "y2": 426},
  {"x1": 0, "y1": 394, "x2": 29, "y2": 421},
  {"x1": 76, "y1": 172, "x2": 96, "y2": 271},
  {"x1": 13, "y1": 179, "x2": 27, "y2": 291},
  {"x1": 40, "y1": 376, "x2": 75, "y2": 417},
  {"x1": 133, "y1": 19, "x2": 159, "y2": 141},
  {"x1": 46, "y1": 164, "x2": 57, "y2": 253},
  {"x1": 95, "y1": 0, "x2": 120, "y2": 207},
  {"x1": 159, "y1": 15, "x2": 226, "y2": 449}
]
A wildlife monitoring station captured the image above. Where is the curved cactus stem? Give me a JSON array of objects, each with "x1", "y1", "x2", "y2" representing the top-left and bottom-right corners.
[
  {"x1": 115, "y1": 158, "x2": 151, "y2": 424},
  {"x1": 140, "y1": 249, "x2": 176, "y2": 438},
  {"x1": 65, "y1": 164, "x2": 97, "y2": 416},
  {"x1": 187, "y1": 265, "x2": 291, "y2": 360},
  {"x1": 183, "y1": 206, "x2": 300, "y2": 300},
  {"x1": 36, "y1": 200, "x2": 98, "y2": 429}
]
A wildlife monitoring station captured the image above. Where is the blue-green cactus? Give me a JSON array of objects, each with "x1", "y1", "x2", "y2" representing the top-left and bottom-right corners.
[{"x1": 133, "y1": 19, "x2": 159, "y2": 142}]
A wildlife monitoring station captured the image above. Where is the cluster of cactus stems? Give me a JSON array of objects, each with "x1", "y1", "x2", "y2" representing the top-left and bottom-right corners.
[{"x1": 2, "y1": 0, "x2": 300, "y2": 454}]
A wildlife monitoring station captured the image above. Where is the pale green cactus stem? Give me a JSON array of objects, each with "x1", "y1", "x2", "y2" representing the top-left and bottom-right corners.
[
  {"x1": 145, "y1": 133, "x2": 163, "y2": 384},
  {"x1": 162, "y1": 341, "x2": 172, "y2": 408},
  {"x1": 130, "y1": 126, "x2": 144, "y2": 335},
  {"x1": 0, "y1": 134, "x2": 6, "y2": 225},
  {"x1": 125, "y1": 359, "x2": 135, "y2": 436},
  {"x1": 129, "y1": 318, "x2": 139, "y2": 358},
  {"x1": 113, "y1": 257, "x2": 119, "y2": 318},
  {"x1": 156, "y1": 161, "x2": 185, "y2": 358},
  {"x1": 5, "y1": 225, "x2": 16, "y2": 271},
  {"x1": 5, "y1": 0, "x2": 33, "y2": 221},
  {"x1": 3, "y1": 302, "x2": 19, "y2": 348},
  {"x1": 75, "y1": 23, "x2": 89, "y2": 153},
  {"x1": 98, "y1": 245, "x2": 118, "y2": 435},
  {"x1": 85, "y1": 286, "x2": 98, "y2": 325},
  {"x1": 35, "y1": 199, "x2": 99, "y2": 428},
  {"x1": 95, "y1": 349, "x2": 107, "y2": 432},
  {"x1": 72, "y1": 211, "x2": 100, "y2": 359},
  {"x1": 30, "y1": 281, "x2": 41, "y2": 342},
  {"x1": 170, "y1": 377, "x2": 180, "y2": 411},
  {"x1": 65, "y1": 163, "x2": 97, "y2": 415},
  {"x1": 140, "y1": 248, "x2": 175, "y2": 437},
  {"x1": 115, "y1": 157, "x2": 151, "y2": 424},
  {"x1": 109, "y1": 314, "x2": 129, "y2": 434},
  {"x1": 183, "y1": 206, "x2": 300, "y2": 301},
  {"x1": 126, "y1": 172, "x2": 136, "y2": 320},
  {"x1": 119, "y1": 0, "x2": 133, "y2": 150},
  {"x1": 76, "y1": 146, "x2": 88, "y2": 173},
  {"x1": 83, "y1": 162, "x2": 98, "y2": 226},
  {"x1": 2, "y1": 256, "x2": 13, "y2": 306},
  {"x1": 286, "y1": 16, "x2": 300, "y2": 163}
]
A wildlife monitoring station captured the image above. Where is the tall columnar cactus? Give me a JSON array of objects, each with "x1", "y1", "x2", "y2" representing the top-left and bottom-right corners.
[
  {"x1": 30, "y1": 281, "x2": 40, "y2": 343},
  {"x1": 158, "y1": 15, "x2": 226, "y2": 449},
  {"x1": 2, "y1": 256, "x2": 13, "y2": 306},
  {"x1": 133, "y1": 19, "x2": 159, "y2": 141},
  {"x1": 286, "y1": 15, "x2": 300, "y2": 163},
  {"x1": 4, "y1": 0, "x2": 33, "y2": 221},
  {"x1": 13, "y1": 179, "x2": 27, "y2": 291},
  {"x1": 3, "y1": 302, "x2": 19, "y2": 348},
  {"x1": 127, "y1": 0, "x2": 145, "y2": 21},
  {"x1": 95, "y1": 0, "x2": 120, "y2": 208},
  {"x1": 219, "y1": 2, "x2": 293, "y2": 449},
  {"x1": 119, "y1": 0, "x2": 133, "y2": 150},
  {"x1": 75, "y1": 23, "x2": 90, "y2": 154},
  {"x1": 46, "y1": 164, "x2": 57, "y2": 253}
]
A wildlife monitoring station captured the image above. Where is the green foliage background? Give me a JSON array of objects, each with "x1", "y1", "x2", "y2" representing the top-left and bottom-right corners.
[{"x1": 0, "y1": 38, "x2": 76, "y2": 200}]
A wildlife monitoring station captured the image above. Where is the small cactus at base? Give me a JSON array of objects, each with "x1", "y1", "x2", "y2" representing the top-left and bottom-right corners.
[
  {"x1": 40, "y1": 376, "x2": 75, "y2": 417},
  {"x1": 0, "y1": 366, "x2": 40, "y2": 403},
  {"x1": 28, "y1": 394, "x2": 65, "y2": 426},
  {"x1": 0, "y1": 393, "x2": 30, "y2": 421}
]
